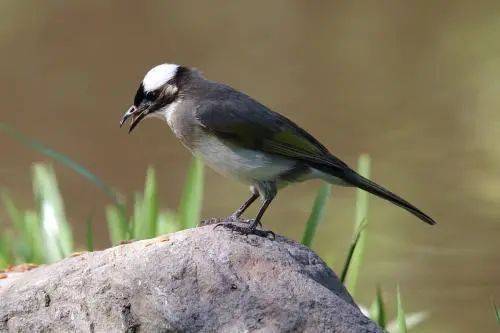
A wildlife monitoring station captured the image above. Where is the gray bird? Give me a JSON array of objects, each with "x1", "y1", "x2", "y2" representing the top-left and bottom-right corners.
[{"x1": 120, "y1": 63, "x2": 436, "y2": 237}]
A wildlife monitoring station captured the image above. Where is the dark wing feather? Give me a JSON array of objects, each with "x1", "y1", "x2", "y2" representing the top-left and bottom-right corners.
[
  {"x1": 194, "y1": 88, "x2": 436, "y2": 225},
  {"x1": 194, "y1": 92, "x2": 348, "y2": 171}
]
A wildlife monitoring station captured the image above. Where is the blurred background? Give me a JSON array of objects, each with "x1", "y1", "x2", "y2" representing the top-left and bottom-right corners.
[{"x1": 1, "y1": 1, "x2": 499, "y2": 332}]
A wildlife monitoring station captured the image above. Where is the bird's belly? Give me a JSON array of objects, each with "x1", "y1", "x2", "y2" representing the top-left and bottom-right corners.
[{"x1": 193, "y1": 136, "x2": 295, "y2": 183}]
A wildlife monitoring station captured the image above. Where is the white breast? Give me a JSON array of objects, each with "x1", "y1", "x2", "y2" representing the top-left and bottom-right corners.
[
  {"x1": 194, "y1": 135, "x2": 295, "y2": 183},
  {"x1": 152, "y1": 101, "x2": 295, "y2": 183}
]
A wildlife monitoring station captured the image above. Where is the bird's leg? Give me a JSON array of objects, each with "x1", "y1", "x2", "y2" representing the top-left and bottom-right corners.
[
  {"x1": 227, "y1": 192, "x2": 259, "y2": 222},
  {"x1": 248, "y1": 198, "x2": 273, "y2": 231},
  {"x1": 216, "y1": 185, "x2": 276, "y2": 239},
  {"x1": 200, "y1": 191, "x2": 259, "y2": 226}
]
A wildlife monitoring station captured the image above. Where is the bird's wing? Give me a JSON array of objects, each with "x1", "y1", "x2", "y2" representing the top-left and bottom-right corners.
[{"x1": 194, "y1": 94, "x2": 348, "y2": 171}]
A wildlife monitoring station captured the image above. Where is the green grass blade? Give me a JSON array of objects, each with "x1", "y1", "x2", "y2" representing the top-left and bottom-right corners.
[
  {"x1": 345, "y1": 154, "x2": 371, "y2": 296},
  {"x1": 301, "y1": 183, "x2": 331, "y2": 247},
  {"x1": 132, "y1": 192, "x2": 144, "y2": 239},
  {"x1": 369, "y1": 285, "x2": 387, "y2": 329},
  {"x1": 1, "y1": 190, "x2": 25, "y2": 231},
  {"x1": 340, "y1": 218, "x2": 367, "y2": 283},
  {"x1": 0, "y1": 228, "x2": 11, "y2": 269},
  {"x1": 23, "y1": 210, "x2": 44, "y2": 263},
  {"x1": 178, "y1": 156, "x2": 204, "y2": 229},
  {"x1": 131, "y1": 168, "x2": 159, "y2": 240},
  {"x1": 396, "y1": 285, "x2": 408, "y2": 333},
  {"x1": 86, "y1": 214, "x2": 94, "y2": 252},
  {"x1": 139, "y1": 167, "x2": 158, "y2": 239},
  {"x1": 0, "y1": 123, "x2": 117, "y2": 202},
  {"x1": 106, "y1": 205, "x2": 128, "y2": 245},
  {"x1": 117, "y1": 202, "x2": 130, "y2": 240},
  {"x1": 157, "y1": 210, "x2": 181, "y2": 235},
  {"x1": 1, "y1": 191, "x2": 44, "y2": 263},
  {"x1": 32, "y1": 163, "x2": 73, "y2": 262},
  {"x1": 493, "y1": 300, "x2": 500, "y2": 324},
  {"x1": 2, "y1": 192, "x2": 28, "y2": 262}
]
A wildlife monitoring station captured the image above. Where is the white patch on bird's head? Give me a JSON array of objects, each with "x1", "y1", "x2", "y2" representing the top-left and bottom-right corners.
[{"x1": 142, "y1": 63, "x2": 179, "y2": 92}]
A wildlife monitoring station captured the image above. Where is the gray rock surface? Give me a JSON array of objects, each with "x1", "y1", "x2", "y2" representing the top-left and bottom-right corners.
[{"x1": 0, "y1": 223, "x2": 382, "y2": 333}]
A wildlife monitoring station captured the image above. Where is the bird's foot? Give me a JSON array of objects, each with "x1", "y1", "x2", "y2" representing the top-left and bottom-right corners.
[
  {"x1": 199, "y1": 217, "x2": 222, "y2": 226},
  {"x1": 199, "y1": 216, "x2": 245, "y2": 226},
  {"x1": 214, "y1": 222, "x2": 275, "y2": 240},
  {"x1": 201, "y1": 215, "x2": 261, "y2": 226},
  {"x1": 232, "y1": 214, "x2": 266, "y2": 228},
  {"x1": 226, "y1": 214, "x2": 262, "y2": 226}
]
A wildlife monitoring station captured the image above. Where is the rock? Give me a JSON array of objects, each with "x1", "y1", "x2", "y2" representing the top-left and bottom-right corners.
[{"x1": 0, "y1": 223, "x2": 382, "y2": 333}]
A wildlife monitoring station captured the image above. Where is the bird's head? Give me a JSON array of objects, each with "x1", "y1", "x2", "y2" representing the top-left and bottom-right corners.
[{"x1": 120, "y1": 63, "x2": 185, "y2": 133}]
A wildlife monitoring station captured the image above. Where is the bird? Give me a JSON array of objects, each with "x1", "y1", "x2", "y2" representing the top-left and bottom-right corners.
[{"x1": 120, "y1": 63, "x2": 436, "y2": 238}]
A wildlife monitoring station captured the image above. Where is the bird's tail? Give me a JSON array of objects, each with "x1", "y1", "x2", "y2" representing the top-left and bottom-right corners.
[{"x1": 334, "y1": 168, "x2": 436, "y2": 225}]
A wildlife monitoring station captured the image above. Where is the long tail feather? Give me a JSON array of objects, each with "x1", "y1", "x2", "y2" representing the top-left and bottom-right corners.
[{"x1": 340, "y1": 169, "x2": 436, "y2": 225}]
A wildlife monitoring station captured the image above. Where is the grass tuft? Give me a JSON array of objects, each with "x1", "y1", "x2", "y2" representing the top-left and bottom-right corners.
[
  {"x1": 1, "y1": 191, "x2": 44, "y2": 264},
  {"x1": 32, "y1": 163, "x2": 74, "y2": 262}
]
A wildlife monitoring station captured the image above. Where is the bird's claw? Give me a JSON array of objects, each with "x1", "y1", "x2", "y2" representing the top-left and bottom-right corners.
[
  {"x1": 226, "y1": 215, "x2": 262, "y2": 227},
  {"x1": 214, "y1": 222, "x2": 275, "y2": 240},
  {"x1": 200, "y1": 216, "x2": 261, "y2": 227}
]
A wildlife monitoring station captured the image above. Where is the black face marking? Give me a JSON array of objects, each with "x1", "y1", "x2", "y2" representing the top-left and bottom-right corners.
[
  {"x1": 133, "y1": 80, "x2": 173, "y2": 108},
  {"x1": 133, "y1": 83, "x2": 145, "y2": 107},
  {"x1": 145, "y1": 89, "x2": 160, "y2": 102},
  {"x1": 131, "y1": 66, "x2": 189, "y2": 114}
]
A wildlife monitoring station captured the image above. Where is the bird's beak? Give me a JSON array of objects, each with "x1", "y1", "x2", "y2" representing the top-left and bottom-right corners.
[{"x1": 120, "y1": 105, "x2": 148, "y2": 133}]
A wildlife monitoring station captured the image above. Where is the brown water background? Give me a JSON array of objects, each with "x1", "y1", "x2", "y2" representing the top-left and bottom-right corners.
[{"x1": 1, "y1": 1, "x2": 499, "y2": 332}]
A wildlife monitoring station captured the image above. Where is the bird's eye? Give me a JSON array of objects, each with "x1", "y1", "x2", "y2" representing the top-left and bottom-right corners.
[{"x1": 146, "y1": 90, "x2": 160, "y2": 101}]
